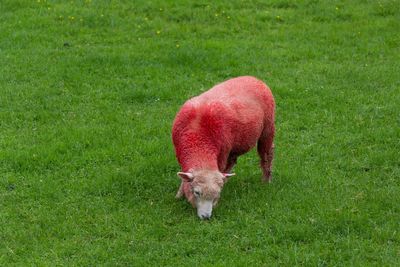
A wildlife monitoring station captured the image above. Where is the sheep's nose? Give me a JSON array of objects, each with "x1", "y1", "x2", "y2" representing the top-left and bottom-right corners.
[{"x1": 200, "y1": 213, "x2": 211, "y2": 220}]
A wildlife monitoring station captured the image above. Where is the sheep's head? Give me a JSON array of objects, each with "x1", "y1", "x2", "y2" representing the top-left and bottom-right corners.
[{"x1": 177, "y1": 169, "x2": 235, "y2": 220}]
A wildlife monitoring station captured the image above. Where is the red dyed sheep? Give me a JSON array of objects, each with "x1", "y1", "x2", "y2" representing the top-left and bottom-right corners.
[{"x1": 172, "y1": 76, "x2": 275, "y2": 219}]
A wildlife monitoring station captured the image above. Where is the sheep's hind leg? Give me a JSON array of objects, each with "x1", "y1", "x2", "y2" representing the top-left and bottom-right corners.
[{"x1": 257, "y1": 133, "x2": 274, "y2": 183}]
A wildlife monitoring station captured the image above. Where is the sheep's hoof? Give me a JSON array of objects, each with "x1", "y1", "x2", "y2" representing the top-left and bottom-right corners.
[
  {"x1": 175, "y1": 190, "x2": 183, "y2": 199},
  {"x1": 262, "y1": 175, "x2": 272, "y2": 183}
]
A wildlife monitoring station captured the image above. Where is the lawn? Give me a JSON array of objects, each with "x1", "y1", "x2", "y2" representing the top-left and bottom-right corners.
[{"x1": 1, "y1": 0, "x2": 399, "y2": 265}]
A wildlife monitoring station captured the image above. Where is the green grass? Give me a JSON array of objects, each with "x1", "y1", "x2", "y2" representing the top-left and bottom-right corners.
[{"x1": 1, "y1": 0, "x2": 399, "y2": 265}]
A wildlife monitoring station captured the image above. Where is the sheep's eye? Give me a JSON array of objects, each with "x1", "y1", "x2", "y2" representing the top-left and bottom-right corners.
[{"x1": 193, "y1": 190, "x2": 201, "y2": 197}]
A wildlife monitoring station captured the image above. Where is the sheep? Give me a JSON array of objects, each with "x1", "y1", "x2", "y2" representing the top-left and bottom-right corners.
[{"x1": 172, "y1": 76, "x2": 275, "y2": 219}]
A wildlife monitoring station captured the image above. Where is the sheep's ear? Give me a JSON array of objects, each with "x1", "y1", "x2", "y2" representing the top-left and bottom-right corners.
[
  {"x1": 177, "y1": 172, "x2": 194, "y2": 182},
  {"x1": 222, "y1": 173, "x2": 235, "y2": 182}
]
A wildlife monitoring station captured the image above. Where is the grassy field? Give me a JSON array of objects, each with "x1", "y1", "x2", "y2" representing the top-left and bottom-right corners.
[{"x1": 1, "y1": 0, "x2": 399, "y2": 265}]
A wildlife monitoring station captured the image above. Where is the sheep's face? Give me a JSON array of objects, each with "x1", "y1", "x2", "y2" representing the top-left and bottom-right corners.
[{"x1": 178, "y1": 170, "x2": 235, "y2": 220}]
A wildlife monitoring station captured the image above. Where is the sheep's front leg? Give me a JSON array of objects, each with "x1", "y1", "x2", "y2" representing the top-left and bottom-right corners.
[
  {"x1": 224, "y1": 154, "x2": 237, "y2": 174},
  {"x1": 175, "y1": 182, "x2": 184, "y2": 199}
]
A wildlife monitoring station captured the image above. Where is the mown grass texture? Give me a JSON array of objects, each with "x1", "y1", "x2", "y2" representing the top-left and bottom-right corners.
[{"x1": 0, "y1": 0, "x2": 399, "y2": 265}]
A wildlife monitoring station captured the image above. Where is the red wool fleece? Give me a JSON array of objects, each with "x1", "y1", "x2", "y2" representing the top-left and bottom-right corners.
[{"x1": 172, "y1": 76, "x2": 275, "y2": 197}]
